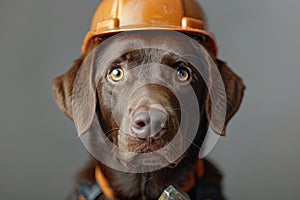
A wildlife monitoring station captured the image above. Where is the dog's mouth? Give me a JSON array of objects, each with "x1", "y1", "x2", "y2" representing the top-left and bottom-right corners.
[
  {"x1": 131, "y1": 128, "x2": 169, "y2": 150},
  {"x1": 115, "y1": 120, "x2": 186, "y2": 168}
]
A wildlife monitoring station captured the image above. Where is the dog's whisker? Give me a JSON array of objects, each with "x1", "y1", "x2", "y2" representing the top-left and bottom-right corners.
[
  {"x1": 101, "y1": 132, "x2": 115, "y2": 142},
  {"x1": 101, "y1": 128, "x2": 120, "y2": 140},
  {"x1": 185, "y1": 136, "x2": 202, "y2": 151},
  {"x1": 172, "y1": 108, "x2": 183, "y2": 111},
  {"x1": 104, "y1": 128, "x2": 119, "y2": 135},
  {"x1": 180, "y1": 137, "x2": 203, "y2": 167}
]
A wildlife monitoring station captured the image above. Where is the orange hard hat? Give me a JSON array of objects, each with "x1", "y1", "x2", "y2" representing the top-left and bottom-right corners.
[{"x1": 82, "y1": 0, "x2": 218, "y2": 56}]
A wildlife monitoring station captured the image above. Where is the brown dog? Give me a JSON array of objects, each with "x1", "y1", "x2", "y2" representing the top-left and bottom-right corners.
[{"x1": 53, "y1": 31, "x2": 245, "y2": 200}]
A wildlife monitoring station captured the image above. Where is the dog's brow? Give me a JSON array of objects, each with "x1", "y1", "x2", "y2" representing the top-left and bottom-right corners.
[
  {"x1": 124, "y1": 51, "x2": 139, "y2": 62},
  {"x1": 108, "y1": 49, "x2": 198, "y2": 73},
  {"x1": 161, "y1": 53, "x2": 178, "y2": 66},
  {"x1": 109, "y1": 58, "x2": 125, "y2": 68},
  {"x1": 112, "y1": 49, "x2": 161, "y2": 68}
]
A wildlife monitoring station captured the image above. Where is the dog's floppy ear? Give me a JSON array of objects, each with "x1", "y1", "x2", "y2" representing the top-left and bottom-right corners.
[
  {"x1": 53, "y1": 55, "x2": 85, "y2": 120},
  {"x1": 52, "y1": 37, "x2": 102, "y2": 120},
  {"x1": 205, "y1": 59, "x2": 245, "y2": 135},
  {"x1": 53, "y1": 38, "x2": 105, "y2": 136},
  {"x1": 52, "y1": 51, "x2": 97, "y2": 136}
]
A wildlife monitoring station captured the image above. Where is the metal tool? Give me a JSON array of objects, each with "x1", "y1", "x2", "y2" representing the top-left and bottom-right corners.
[{"x1": 158, "y1": 185, "x2": 190, "y2": 200}]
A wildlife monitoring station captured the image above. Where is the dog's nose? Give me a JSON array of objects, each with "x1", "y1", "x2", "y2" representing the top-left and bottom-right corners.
[{"x1": 131, "y1": 108, "x2": 167, "y2": 139}]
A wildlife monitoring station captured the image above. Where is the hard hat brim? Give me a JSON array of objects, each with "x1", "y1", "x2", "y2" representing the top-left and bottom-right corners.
[{"x1": 81, "y1": 27, "x2": 218, "y2": 56}]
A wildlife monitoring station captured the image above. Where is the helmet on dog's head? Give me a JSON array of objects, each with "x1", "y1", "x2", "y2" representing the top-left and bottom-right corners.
[{"x1": 81, "y1": 0, "x2": 218, "y2": 56}]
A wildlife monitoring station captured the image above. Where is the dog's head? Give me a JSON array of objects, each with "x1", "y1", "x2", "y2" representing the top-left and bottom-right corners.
[{"x1": 53, "y1": 31, "x2": 245, "y2": 170}]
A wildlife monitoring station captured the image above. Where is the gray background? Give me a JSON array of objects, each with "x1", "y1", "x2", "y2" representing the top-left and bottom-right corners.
[{"x1": 0, "y1": 0, "x2": 299, "y2": 199}]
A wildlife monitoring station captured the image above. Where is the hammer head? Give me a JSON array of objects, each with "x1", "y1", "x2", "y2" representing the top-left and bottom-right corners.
[{"x1": 158, "y1": 185, "x2": 190, "y2": 200}]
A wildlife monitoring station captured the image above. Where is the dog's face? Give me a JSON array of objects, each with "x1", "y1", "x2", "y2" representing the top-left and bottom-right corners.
[
  {"x1": 96, "y1": 47, "x2": 207, "y2": 167},
  {"x1": 53, "y1": 31, "x2": 245, "y2": 171}
]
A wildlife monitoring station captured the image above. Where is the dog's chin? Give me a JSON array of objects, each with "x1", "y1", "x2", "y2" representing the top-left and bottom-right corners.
[{"x1": 116, "y1": 150, "x2": 184, "y2": 169}]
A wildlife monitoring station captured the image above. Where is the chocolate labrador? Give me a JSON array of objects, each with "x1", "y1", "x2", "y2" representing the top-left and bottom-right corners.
[{"x1": 53, "y1": 31, "x2": 245, "y2": 200}]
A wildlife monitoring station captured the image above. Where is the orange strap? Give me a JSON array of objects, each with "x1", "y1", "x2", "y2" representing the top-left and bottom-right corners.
[
  {"x1": 95, "y1": 166, "x2": 115, "y2": 200},
  {"x1": 180, "y1": 158, "x2": 205, "y2": 193},
  {"x1": 95, "y1": 158, "x2": 204, "y2": 199}
]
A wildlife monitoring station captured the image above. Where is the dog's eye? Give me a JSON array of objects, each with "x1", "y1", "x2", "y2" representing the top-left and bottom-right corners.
[
  {"x1": 109, "y1": 67, "x2": 124, "y2": 82},
  {"x1": 176, "y1": 68, "x2": 190, "y2": 82}
]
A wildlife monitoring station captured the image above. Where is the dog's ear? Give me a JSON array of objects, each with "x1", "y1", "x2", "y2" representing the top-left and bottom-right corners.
[
  {"x1": 53, "y1": 52, "x2": 98, "y2": 136},
  {"x1": 205, "y1": 59, "x2": 245, "y2": 135},
  {"x1": 53, "y1": 55, "x2": 85, "y2": 120},
  {"x1": 52, "y1": 38, "x2": 103, "y2": 125},
  {"x1": 53, "y1": 38, "x2": 105, "y2": 136}
]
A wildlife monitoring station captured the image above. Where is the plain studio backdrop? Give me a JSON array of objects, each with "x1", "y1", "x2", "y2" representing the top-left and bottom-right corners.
[{"x1": 0, "y1": 0, "x2": 299, "y2": 199}]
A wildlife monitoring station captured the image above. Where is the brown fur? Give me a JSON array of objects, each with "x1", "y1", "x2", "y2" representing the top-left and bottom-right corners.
[{"x1": 53, "y1": 34, "x2": 245, "y2": 200}]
